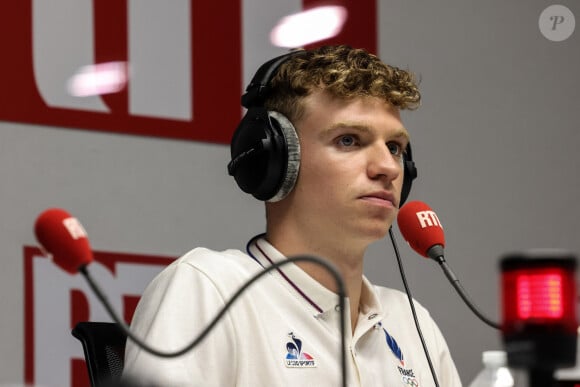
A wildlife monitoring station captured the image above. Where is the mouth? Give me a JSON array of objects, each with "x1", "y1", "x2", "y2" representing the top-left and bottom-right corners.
[{"x1": 359, "y1": 191, "x2": 397, "y2": 208}]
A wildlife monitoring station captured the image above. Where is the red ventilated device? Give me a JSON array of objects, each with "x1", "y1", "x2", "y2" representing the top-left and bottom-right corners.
[{"x1": 501, "y1": 250, "x2": 578, "y2": 379}]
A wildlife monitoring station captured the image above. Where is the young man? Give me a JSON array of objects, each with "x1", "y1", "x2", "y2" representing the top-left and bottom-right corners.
[{"x1": 123, "y1": 45, "x2": 461, "y2": 387}]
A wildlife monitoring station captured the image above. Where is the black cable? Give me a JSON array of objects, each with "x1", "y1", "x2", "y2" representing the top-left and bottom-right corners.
[
  {"x1": 79, "y1": 255, "x2": 348, "y2": 387},
  {"x1": 388, "y1": 228, "x2": 441, "y2": 387},
  {"x1": 430, "y1": 254, "x2": 501, "y2": 330}
]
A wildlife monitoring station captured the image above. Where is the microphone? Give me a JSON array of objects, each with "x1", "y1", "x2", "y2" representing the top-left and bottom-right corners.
[
  {"x1": 396, "y1": 201, "x2": 501, "y2": 330},
  {"x1": 34, "y1": 208, "x2": 93, "y2": 274},
  {"x1": 33, "y1": 209, "x2": 349, "y2": 387},
  {"x1": 397, "y1": 201, "x2": 445, "y2": 262}
]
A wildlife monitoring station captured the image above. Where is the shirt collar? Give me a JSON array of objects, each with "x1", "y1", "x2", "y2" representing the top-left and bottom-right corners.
[{"x1": 247, "y1": 236, "x2": 384, "y2": 323}]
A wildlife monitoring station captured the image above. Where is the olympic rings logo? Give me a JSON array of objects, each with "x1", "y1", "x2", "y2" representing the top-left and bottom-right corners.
[{"x1": 401, "y1": 375, "x2": 420, "y2": 386}]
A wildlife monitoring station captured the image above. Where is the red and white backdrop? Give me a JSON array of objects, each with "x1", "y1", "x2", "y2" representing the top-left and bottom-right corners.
[
  {"x1": 23, "y1": 248, "x2": 173, "y2": 387},
  {"x1": 1, "y1": 1, "x2": 578, "y2": 386},
  {"x1": 0, "y1": 1, "x2": 376, "y2": 386}
]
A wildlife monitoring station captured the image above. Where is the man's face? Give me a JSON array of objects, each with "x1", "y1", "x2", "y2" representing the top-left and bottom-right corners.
[{"x1": 285, "y1": 90, "x2": 409, "y2": 245}]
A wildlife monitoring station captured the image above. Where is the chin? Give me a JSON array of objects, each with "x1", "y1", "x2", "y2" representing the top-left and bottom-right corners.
[{"x1": 357, "y1": 224, "x2": 391, "y2": 243}]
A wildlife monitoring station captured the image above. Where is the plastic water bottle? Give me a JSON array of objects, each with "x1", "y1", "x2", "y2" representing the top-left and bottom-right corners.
[{"x1": 468, "y1": 350, "x2": 515, "y2": 387}]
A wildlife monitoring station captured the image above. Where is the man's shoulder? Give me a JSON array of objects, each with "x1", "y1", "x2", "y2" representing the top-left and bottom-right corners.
[
  {"x1": 178, "y1": 246, "x2": 248, "y2": 264},
  {"x1": 168, "y1": 246, "x2": 261, "y2": 282}
]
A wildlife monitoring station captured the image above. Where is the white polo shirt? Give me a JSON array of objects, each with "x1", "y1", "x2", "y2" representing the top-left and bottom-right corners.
[{"x1": 123, "y1": 237, "x2": 462, "y2": 387}]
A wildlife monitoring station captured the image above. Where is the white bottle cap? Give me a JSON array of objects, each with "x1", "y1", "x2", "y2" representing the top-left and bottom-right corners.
[{"x1": 482, "y1": 350, "x2": 507, "y2": 367}]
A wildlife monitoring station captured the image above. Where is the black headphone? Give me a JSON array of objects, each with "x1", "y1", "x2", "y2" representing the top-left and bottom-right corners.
[{"x1": 228, "y1": 51, "x2": 418, "y2": 206}]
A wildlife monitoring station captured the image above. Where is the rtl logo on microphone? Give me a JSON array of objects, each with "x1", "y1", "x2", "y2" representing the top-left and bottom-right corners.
[
  {"x1": 63, "y1": 218, "x2": 88, "y2": 240},
  {"x1": 23, "y1": 246, "x2": 174, "y2": 387},
  {"x1": 416, "y1": 210, "x2": 443, "y2": 229}
]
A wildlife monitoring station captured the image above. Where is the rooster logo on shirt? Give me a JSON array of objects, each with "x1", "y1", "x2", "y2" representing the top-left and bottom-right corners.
[{"x1": 284, "y1": 332, "x2": 316, "y2": 367}]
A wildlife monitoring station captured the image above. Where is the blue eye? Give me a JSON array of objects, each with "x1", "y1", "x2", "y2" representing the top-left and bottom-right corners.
[
  {"x1": 338, "y1": 135, "x2": 357, "y2": 147},
  {"x1": 387, "y1": 142, "x2": 403, "y2": 157}
]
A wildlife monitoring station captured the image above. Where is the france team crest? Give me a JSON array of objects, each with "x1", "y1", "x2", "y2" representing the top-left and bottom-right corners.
[{"x1": 284, "y1": 332, "x2": 317, "y2": 368}]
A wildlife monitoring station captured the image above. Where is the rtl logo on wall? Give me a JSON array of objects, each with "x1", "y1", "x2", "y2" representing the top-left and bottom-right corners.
[
  {"x1": 24, "y1": 247, "x2": 174, "y2": 387},
  {"x1": 1, "y1": 0, "x2": 241, "y2": 144},
  {"x1": 0, "y1": 0, "x2": 375, "y2": 144}
]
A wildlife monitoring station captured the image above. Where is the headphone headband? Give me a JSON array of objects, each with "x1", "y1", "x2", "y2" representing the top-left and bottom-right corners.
[{"x1": 241, "y1": 50, "x2": 306, "y2": 109}]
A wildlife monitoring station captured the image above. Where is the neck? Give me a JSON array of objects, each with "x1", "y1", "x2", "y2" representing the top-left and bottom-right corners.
[{"x1": 266, "y1": 227, "x2": 367, "y2": 332}]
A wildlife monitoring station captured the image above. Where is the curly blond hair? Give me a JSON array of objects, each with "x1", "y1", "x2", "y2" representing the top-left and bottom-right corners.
[{"x1": 264, "y1": 45, "x2": 421, "y2": 123}]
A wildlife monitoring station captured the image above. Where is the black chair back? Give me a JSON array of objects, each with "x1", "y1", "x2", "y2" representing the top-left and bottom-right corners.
[{"x1": 72, "y1": 321, "x2": 127, "y2": 387}]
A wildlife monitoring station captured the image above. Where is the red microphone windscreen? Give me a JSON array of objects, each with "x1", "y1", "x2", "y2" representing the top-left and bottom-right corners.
[
  {"x1": 397, "y1": 201, "x2": 445, "y2": 258},
  {"x1": 34, "y1": 208, "x2": 93, "y2": 274}
]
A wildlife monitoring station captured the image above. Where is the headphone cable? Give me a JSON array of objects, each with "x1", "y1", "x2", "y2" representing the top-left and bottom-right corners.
[{"x1": 388, "y1": 228, "x2": 441, "y2": 387}]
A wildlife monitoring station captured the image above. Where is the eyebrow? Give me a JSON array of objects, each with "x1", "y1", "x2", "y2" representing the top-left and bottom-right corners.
[{"x1": 320, "y1": 122, "x2": 410, "y2": 142}]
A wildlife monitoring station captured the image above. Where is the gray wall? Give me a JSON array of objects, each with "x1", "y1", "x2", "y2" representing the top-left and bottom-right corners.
[
  {"x1": 1, "y1": 0, "x2": 578, "y2": 385},
  {"x1": 373, "y1": 0, "x2": 580, "y2": 383}
]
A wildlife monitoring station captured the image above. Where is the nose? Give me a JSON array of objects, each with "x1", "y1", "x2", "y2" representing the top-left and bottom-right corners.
[{"x1": 367, "y1": 143, "x2": 403, "y2": 182}]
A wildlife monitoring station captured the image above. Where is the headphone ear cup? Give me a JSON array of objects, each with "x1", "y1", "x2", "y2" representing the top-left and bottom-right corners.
[
  {"x1": 229, "y1": 108, "x2": 300, "y2": 201},
  {"x1": 267, "y1": 111, "x2": 300, "y2": 202},
  {"x1": 400, "y1": 144, "x2": 417, "y2": 207}
]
